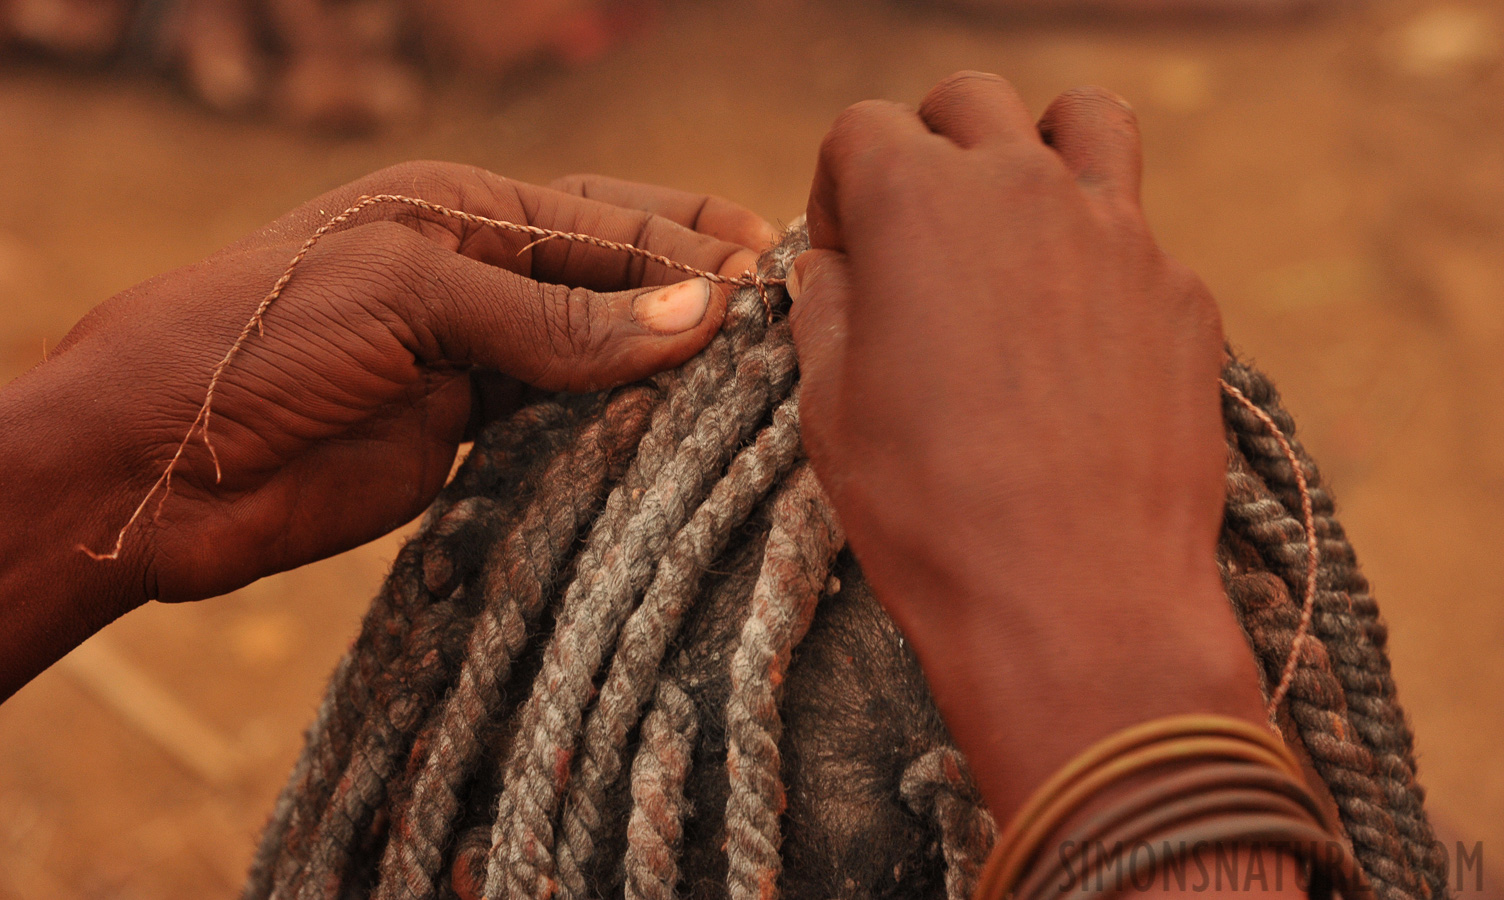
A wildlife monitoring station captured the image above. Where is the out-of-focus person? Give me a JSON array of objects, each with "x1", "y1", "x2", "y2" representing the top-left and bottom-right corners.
[{"x1": 0, "y1": 0, "x2": 658, "y2": 130}]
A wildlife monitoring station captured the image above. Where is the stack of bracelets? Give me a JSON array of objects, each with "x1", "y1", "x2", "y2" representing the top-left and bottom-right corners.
[{"x1": 975, "y1": 716, "x2": 1373, "y2": 900}]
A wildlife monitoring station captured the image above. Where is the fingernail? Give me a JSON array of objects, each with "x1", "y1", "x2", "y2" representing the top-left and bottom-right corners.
[
  {"x1": 634, "y1": 278, "x2": 711, "y2": 334},
  {"x1": 786, "y1": 257, "x2": 803, "y2": 301}
]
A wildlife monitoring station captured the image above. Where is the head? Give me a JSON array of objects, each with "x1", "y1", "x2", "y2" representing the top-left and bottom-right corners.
[{"x1": 244, "y1": 227, "x2": 1444, "y2": 900}]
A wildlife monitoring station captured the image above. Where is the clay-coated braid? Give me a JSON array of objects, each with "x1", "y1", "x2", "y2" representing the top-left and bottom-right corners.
[
  {"x1": 620, "y1": 239, "x2": 788, "y2": 501},
  {"x1": 555, "y1": 394, "x2": 804, "y2": 900},
  {"x1": 292, "y1": 585, "x2": 487, "y2": 900},
  {"x1": 484, "y1": 267, "x2": 786, "y2": 689},
  {"x1": 547, "y1": 243, "x2": 801, "y2": 900},
  {"x1": 899, "y1": 746, "x2": 998, "y2": 900},
  {"x1": 724, "y1": 465, "x2": 845, "y2": 900},
  {"x1": 486, "y1": 327, "x2": 801, "y2": 900},
  {"x1": 250, "y1": 407, "x2": 563, "y2": 899},
  {"x1": 288, "y1": 425, "x2": 581, "y2": 900},
  {"x1": 1226, "y1": 567, "x2": 1417, "y2": 900},
  {"x1": 623, "y1": 680, "x2": 701, "y2": 900},
  {"x1": 372, "y1": 392, "x2": 651, "y2": 900},
  {"x1": 1222, "y1": 359, "x2": 1446, "y2": 900},
  {"x1": 428, "y1": 401, "x2": 574, "y2": 523},
  {"x1": 292, "y1": 404, "x2": 589, "y2": 900},
  {"x1": 243, "y1": 650, "x2": 353, "y2": 900},
  {"x1": 1220, "y1": 380, "x2": 1318, "y2": 719},
  {"x1": 371, "y1": 387, "x2": 659, "y2": 900},
  {"x1": 266, "y1": 542, "x2": 431, "y2": 899},
  {"x1": 1223, "y1": 360, "x2": 1407, "y2": 693},
  {"x1": 465, "y1": 267, "x2": 784, "y2": 900},
  {"x1": 1224, "y1": 454, "x2": 1421, "y2": 900}
]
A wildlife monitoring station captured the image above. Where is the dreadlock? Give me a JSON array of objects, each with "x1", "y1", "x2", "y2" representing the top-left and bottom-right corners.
[{"x1": 243, "y1": 226, "x2": 1448, "y2": 900}]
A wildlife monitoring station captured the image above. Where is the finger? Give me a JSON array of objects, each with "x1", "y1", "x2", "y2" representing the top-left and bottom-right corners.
[
  {"x1": 916, "y1": 70, "x2": 1037, "y2": 149},
  {"x1": 513, "y1": 178, "x2": 765, "y2": 290},
  {"x1": 807, "y1": 99, "x2": 936, "y2": 252},
  {"x1": 244, "y1": 161, "x2": 760, "y2": 293},
  {"x1": 549, "y1": 174, "x2": 778, "y2": 251},
  {"x1": 787, "y1": 249, "x2": 852, "y2": 466},
  {"x1": 373, "y1": 225, "x2": 728, "y2": 393},
  {"x1": 1037, "y1": 87, "x2": 1143, "y2": 207}
]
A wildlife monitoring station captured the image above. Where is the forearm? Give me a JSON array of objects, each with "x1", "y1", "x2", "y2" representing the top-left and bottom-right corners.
[
  {"x1": 862, "y1": 552, "x2": 1306, "y2": 900},
  {"x1": 857, "y1": 514, "x2": 1270, "y2": 819},
  {"x1": 0, "y1": 365, "x2": 143, "y2": 699}
]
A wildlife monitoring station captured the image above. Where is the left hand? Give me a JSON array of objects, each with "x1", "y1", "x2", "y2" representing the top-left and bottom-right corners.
[{"x1": 0, "y1": 163, "x2": 771, "y2": 696}]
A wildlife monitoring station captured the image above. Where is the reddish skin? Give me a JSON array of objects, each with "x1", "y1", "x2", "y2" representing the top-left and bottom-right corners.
[
  {"x1": 0, "y1": 163, "x2": 770, "y2": 700},
  {"x1": 789, "y1": 72, "x2": 1301, "y2": 897}
]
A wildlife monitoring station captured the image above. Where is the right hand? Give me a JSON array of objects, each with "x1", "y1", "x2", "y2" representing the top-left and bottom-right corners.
[{"x1": 787, "y1": 72, "x2": 1268, "y2": 819}]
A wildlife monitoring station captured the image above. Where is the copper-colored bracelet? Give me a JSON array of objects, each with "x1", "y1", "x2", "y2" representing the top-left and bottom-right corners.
[{"x1": 972, "y1": 715, "x2": 1372, "y2": 900}]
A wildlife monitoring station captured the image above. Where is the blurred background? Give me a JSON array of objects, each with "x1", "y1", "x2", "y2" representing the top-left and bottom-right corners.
[{"x1": 1, "y1": 0, "x2": 1501, "y2": 895}]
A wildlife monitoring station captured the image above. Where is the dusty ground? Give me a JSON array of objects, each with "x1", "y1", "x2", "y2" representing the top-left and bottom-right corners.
[{"x1": 1, "y1": 0, "x2": 1501, "y2": 895}]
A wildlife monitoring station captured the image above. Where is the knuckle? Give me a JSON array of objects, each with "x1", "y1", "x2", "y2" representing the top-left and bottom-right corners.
[
  {"x1": 364, "y1": 160, "x2": 455, "y2": 193},
  {"x1": 315, "y1": 222, "x2": 423, "y2": 288},
  {"x1": 344, "y1": 227, "x2": 436, "y2": 307},
  {"x1": 834, "y1": 133, "x2": 931, "y2": 207},
  {"x1": 922, "y1": 69, "x2": 1007, "y2": 105},
  {"x1": 943, "y1": 68, "x2": 1007, "y2": 85},
  {"x1": 364, "y1": 160, "x2": 500, "y2": 209},
  {"x1": 836, "y1": 97, "x2": 904, "y2": 121},
  {"x1": 545, "y1": 286, "x2": 613, "y2": 361},
  {"x1": 824, "y1": 99, "x2": 908, "y2": 156},
  {"x1": 350, "y1": 222, "x2": 437, "y2": 293},
  {"x1": 362, "y1": 218, "x2": 430, "y2": 252},
  {"x1": 1059, "y1": 84, "x2": 1135, "y2": 112},
  {"x1": 547, "y1": 173, "x2": 596, "y2": 196},
  {"x1": 820, "y1": 101, "x2": 933, "y2": 209},
  {"x1": 1049, "y1": 85, "x2": 1141, "y2": 134},
  {"x1": 332, "y1": 224, "x2": 449, "y2": 304}
]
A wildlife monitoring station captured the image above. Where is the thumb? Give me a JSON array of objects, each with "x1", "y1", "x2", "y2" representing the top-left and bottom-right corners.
[{"x1": 387, "y1": 231, "x2": 727, "y2": 392}]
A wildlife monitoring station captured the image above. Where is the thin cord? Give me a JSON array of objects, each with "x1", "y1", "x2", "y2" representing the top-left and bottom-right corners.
[
  {"x1": 1220, "y1": 378, "x2": 1319, "y2": 719},
  {"x1": 81, "y1": 193, "x2": 784, "y2": 561}
]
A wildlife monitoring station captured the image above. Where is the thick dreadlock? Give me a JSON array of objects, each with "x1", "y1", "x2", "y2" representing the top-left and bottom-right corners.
[{"x1": 244, "y1": 227, "x2": 1448, "y2": 900}]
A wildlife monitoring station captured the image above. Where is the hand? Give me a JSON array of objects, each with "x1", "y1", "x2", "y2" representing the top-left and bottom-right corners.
[
  {"x1": 788, "y1": 73, "x2": 1267, "y2": 818},
  {"x1": 0, "y1": 163, "x2": 771, "y2": 697}
]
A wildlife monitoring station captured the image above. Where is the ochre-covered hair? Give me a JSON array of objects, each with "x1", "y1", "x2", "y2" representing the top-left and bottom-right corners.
[{"x1": 242, "y1": 228, "x2": 1446, "y2": 900}]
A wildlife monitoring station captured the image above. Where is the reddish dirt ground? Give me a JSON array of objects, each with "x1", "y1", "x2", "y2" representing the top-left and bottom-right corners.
[{"x1": 1, "y1": 0, "x2": 1501, "y2": 895}]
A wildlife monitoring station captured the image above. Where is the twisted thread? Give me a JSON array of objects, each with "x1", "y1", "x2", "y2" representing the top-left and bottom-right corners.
[
  {"x1": 554, "y1": 393, "x2": 804, "y2": 900},
  {"x1": 899, "y1": 746, "x2": 999, "y2": 900},
  {"x1": 623, "y1": 680, "x2": 701, "y2": 900},
  {"x1": 724, "y1": 465, "x2": 845, "y2": 900},
  {"x1": 372, "y1": 388, "x2": 658, "y2": 900},
  {"x1": 485, "y1": 327, "x2": 800, "y2": 900}
]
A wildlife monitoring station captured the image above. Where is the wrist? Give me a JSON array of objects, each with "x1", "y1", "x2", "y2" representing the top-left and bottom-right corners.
[
  {"x1": 0, "y1": 363, "x2": 150, "y2": 698},
  {"x1": 858, "y1": 532, "x2": 1266, "y2": 820}
]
